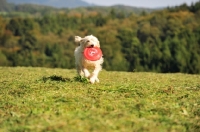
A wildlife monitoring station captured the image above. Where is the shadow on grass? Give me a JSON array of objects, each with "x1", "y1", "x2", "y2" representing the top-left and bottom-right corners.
[
  {"x1": 41, "y1": 75, "x2": 89, "y2": 84},
  {"x1": 73, "y1": 76, "x2": 89, "y2": 83},
  {"x1": 42, "y1": 75, "x2": 71, "y2": 82}
]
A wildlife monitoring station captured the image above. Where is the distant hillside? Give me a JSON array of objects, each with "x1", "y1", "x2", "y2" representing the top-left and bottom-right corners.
[
  {"x1": 7, "y1": 0, "x2": 92, "y2": 8},
  {"x1": 70, "y1": 5, "x2": 155, "y2": 16},
  {"x1": 0, "y1": 0, "x2": 156, "y2": 16}
]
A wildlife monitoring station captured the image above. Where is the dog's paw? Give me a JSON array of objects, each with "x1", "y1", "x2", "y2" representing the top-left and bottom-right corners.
[
  {"x1": 90, "y1": 77, "x2": 96, "y2": 84},
  {"x1": 85, "y1": 73, "x2": 90, "y2": 78},
  {"x1": 95, "y1": 78, "x2": 99, "y2": 83},
  {"x1": 90, "y1": 76, "x2": 100, "y2": 84}
]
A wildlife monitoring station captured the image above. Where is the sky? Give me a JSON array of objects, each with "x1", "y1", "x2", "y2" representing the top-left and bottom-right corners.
[{"x1": 83, "y1": 0, "x2": 199, "y2": 8}]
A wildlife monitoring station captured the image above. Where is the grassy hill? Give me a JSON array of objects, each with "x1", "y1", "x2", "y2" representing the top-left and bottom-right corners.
[{"x1": 0, "y1": 67, "x2": 199, "y2": 131}]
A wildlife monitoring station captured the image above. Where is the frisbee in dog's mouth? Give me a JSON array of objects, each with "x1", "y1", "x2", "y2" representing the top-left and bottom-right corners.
[{"x1": 84, "y1": 47, "x2": 102, "y2": 61}]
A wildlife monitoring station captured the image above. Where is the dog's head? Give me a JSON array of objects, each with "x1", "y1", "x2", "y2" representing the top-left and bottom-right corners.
[{"x1": 75, "y1": 35, "x2": 100, "y2": 49}]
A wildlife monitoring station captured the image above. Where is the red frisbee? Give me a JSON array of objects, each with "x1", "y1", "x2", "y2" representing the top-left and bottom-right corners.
[{"x1": 84, "y1": 47, "x2": 102, "y2": 61}]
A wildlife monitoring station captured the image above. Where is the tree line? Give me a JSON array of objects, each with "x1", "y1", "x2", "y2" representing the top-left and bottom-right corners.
[{"x1": 0, "y1": 1, "x2": 200, "y2": 74}]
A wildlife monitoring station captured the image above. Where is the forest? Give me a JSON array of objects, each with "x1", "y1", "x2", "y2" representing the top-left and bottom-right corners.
[{"x1": 0, "y1": 0, "x2": 200, "y2": 74}]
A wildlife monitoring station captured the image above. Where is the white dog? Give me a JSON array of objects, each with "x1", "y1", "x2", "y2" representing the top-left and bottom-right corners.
[{"x1": 74, "y1": 35, "x2": 104, "y2": 83}]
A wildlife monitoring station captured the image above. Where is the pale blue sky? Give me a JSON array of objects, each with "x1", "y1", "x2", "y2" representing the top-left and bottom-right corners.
[{"x1": 84, "y1": 0, "x2": 199, "y2": 8}]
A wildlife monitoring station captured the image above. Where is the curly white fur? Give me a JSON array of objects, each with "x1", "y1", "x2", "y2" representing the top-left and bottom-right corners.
[{"x1": 74, "y1": 35, "x2": 104, "y2": 84}]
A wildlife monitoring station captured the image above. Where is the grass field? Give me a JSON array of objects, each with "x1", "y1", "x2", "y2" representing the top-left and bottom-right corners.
[{"x1": 0, "y1": 67, "x2": 199, "y2": 132}]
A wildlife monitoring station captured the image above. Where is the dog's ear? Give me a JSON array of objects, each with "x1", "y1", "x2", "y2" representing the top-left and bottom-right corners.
[{"x1": 75, "y1": 36, "x2": 82, "y2": 43}]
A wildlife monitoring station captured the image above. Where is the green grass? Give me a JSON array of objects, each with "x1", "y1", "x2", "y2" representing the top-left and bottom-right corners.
[{"x1": 0, "y1": 67, "x2": 199, "y2": 132}]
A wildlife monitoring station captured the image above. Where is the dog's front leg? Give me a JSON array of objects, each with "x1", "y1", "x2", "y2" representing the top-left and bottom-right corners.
[
  {"x1": 83, "y1": 68, "x2": 90, "y2": 78},
  {"x1": 90, "y1": 66, "x2": 101, "y2": 84}
]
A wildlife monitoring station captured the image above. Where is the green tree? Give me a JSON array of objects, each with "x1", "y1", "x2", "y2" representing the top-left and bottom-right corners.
[
  {"x1": 18, "y1": 33, "x2": 37, "y2": 50},
  {"x1": 0, "y1": 51, "x2": 8, "y2": 66},
  {"x1": 117, "y1": 29, "x2": 142, "y2": 71}
]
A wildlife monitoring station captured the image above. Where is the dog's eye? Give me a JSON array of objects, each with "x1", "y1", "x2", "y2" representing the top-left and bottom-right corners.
[{"x1": 86, "y1": 40, "x2": 90, "y2": 43}]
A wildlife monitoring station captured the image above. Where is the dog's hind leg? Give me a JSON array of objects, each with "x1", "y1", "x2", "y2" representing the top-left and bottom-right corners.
[
  {"x1": 83, "y1": 68, "x2": 90, "y2": 78},
  {"x1": 76, "y1": 65, "x2": 84, "y2": 76},
  {"x1": 90, "y1": 66, "x2": 101, "y2": 83}
]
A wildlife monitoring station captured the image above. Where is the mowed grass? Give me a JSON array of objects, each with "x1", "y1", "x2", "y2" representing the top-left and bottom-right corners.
[{"x1": 0, "y1": 67, "x2": 199, "y2": 132}]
